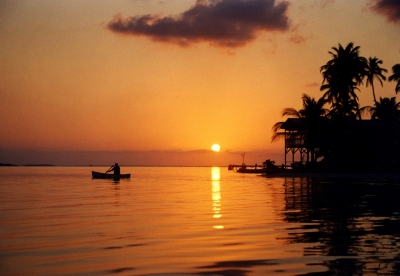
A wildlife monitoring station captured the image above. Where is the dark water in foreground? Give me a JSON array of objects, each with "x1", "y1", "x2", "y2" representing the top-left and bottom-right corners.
[{"x1": 1, "y1": 166, "x2": 400, "y2": 275}]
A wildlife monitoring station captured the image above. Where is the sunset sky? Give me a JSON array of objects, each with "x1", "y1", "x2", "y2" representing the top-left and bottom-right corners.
[{"x1": 1, "y1": 0, "x2": 400, "y2": 166}]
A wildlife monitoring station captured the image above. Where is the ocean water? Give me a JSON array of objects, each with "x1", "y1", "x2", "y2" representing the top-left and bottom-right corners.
[{"x1": 1, "y1": 166, "x2": 400, "y2": 275}]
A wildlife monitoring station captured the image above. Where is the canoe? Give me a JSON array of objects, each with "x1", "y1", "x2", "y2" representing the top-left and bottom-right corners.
[{"x1": 92, "y1": 171, "x2": 130, "y2": 179}]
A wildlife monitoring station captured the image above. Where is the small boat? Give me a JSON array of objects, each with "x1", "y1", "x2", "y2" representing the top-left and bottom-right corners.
[
  {"x1": 92, "y1": 171, "x2": 131, "y2": 179},
  {"x1": 236, "y1": 167, "x2": 267, "y2": 174}
]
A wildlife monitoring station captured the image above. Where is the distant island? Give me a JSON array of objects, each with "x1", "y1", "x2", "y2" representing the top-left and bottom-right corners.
[
  {"x1": 0, "y1": 163, "x2": 17, "y2": 166},
  {"x1": 0, "y1": 163, "x2": 55, "y2": 167},
  {"x1": 23, "y1": 164, "x2": 55, "y2": 166}
]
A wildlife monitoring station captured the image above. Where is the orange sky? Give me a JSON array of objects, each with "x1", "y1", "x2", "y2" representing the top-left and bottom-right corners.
[{"x1": 1, "y1": 0, "x2": 399, "y2": 166}]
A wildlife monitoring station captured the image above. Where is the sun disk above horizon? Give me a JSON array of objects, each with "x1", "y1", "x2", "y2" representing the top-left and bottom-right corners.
[{"x1": 211, "y1": 144, "x2": 220, "y2": 152}]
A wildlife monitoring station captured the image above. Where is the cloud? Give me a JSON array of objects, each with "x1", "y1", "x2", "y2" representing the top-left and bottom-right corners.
[
  {"x1": 289, "y1": 33, "x2": 305, "y2": 44},
  {"x1": 107, "y1": 0, "x2": 290, "y2": 47},
  {"x1": 319, "y1": 0, "x2": 335, "y2": 9},
  {"x1": 305, "y1": 82, "x2": 320, "y2": 88},
  {"x1": 370, "y1": 0, "x2": 400, "y2": 24}
]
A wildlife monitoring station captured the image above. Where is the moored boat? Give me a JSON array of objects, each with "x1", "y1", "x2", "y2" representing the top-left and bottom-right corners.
[
  {"x1": 236, "y1": 167, "x2": 267, "y2": 173},
  {"x1": 92, "y1": 171, "x2": 130, "y2": 179}
]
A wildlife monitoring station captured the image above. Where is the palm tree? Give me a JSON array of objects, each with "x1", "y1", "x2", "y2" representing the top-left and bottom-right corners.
[
  {"x1": 320, "y1": 42, "x2": 367, "y2": 119},
  {"x1": 271, "y1": 110, "x2": 299, "y2": 142},
  {"x1": 327, "y1": 98, "x2": 359, "y2": 120},
  {"x1": 365, "y1": 57, "x2": 387, "y2": 102},
  {"x1": 298, "y1": 94, "x2": 330, "y2": 119},
  {"x1": 365, "y1": 97, "x2": 400, "y2": 121},
  {"x1": 388, "y1": 64, "x2": 400, "y2": 94},
  {"x1": 362, "y1": 97, "x2": 400, "y2": 171},
  {"x1": 272, "y1": 94, "x2": 328, "y2": 141},
  {"x1": 272, "y1": 94, "x2": 329, "y2": 164}
]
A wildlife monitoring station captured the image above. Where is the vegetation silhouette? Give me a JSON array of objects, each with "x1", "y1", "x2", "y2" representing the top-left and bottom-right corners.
[
  {"x1": 389, "y1": 63, "x2": 400, "y2": 94},
  {"x1": 365, "y1": 57, "x2": 387, "y2": 103},
  {"x1": 320, "y1": 42, "x2": 367, "y2": 120},
  {"x1": 273, "y1": 42, "x2": 400, "y2": 173},
  {"x1": 363, "y1": 97, "x2": 400, "y2": 121},
  {"x1": 272, "y1": 94, "x2": 329, "y2": 165}
]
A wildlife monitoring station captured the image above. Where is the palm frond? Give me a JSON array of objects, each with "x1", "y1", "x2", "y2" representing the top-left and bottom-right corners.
[
  {"x1": 271, "y1": 122, "x2": 284, "y2": 133},
  {"x1": 271, "y1": 132, "x2": 286, "y2": 142},
  {"x1": 281, "y1": 108, "x2": 300, "y2": 118}
]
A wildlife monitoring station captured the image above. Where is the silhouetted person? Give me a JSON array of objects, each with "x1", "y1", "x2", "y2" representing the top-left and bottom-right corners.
[{"x1": 107, "y1": 163, "x2": 120, "y2": 175}]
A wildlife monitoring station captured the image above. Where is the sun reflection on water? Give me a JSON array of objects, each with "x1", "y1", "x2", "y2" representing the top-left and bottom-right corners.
[{"x1": 211, "y1": 167, "x2": 224, "y2": 229}]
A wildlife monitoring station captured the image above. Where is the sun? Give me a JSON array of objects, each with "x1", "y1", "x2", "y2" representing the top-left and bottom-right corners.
[{"x1": 211, "y1": 144, "x2": 220, "y2": 152}]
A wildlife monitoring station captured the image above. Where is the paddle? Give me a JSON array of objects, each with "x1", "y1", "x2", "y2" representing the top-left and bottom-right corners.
[{"x1": 102, "y1": 166, "x2": 112, "y2": 177}]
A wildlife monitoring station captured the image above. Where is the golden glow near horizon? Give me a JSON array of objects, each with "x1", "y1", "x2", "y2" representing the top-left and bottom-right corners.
[
  {"x1": 211, "y1": 144, "x2": 221, "y2": 152},
  {"x1": 0, "y1": 1, "x2": 399, "y2": 166}
]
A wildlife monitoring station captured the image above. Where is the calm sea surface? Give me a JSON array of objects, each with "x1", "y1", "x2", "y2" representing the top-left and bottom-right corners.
[{"x1": 1, "y1": 166, "x2": 400, "y2": 276}]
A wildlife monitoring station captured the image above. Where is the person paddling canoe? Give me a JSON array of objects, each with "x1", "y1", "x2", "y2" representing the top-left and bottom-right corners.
[{"x1": 106, "y1": 163, "x2": 120, "y2": 175}]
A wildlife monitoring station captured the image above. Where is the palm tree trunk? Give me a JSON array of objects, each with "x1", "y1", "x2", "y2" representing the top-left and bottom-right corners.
[
  {"x1": 352, "y1": 90, "x2": 363, "y2": 120},
  {"x1": 372, "y1": 83, "x2": 377, "y2": 103}
]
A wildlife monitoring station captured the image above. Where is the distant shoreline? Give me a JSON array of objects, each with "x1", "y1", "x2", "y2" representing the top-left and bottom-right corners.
[
  {"x1": 0, "y1": 164, "x2": 228, "y2": 167},
  {"x1": 0, "y1": 164, "x2": 56, "y2": 167}
]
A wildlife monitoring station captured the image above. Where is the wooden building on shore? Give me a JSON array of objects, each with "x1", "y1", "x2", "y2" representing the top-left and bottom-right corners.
[{"x1": 278, "y1": 118, "x2": 400, "y2": 173}]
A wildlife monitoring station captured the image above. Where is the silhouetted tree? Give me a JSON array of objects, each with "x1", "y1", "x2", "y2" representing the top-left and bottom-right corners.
[
  {"x1": 361, "y1": 97, "x2": 400, "y2": 171},
  {"x1": 299, "y1": 94, "x2": 330, "y2": 119},
  {"x1": 365, "y1": 57, "x2": 387, "y2": 102},
  {"x1": 271, "y1": 43, "x2": 400, "y2": 172},
  {"x1": 272, "y1": 94, "x2": 329, "y2": 164},
  {"x1": 364, "y1": 97, "x2": 400, "y2": 122},
  {"x1": 272, "y1": 94, "x2": 328, "y2": 142},
  {"x1": 389, "y1": 64, "x2": 400, "y2": 94},
  {"x1": 320, "y1": 42, "x2": 367, "y2": 119},
  {"x1": 327, "y1": 98, "x2": 359, "y2": 120}
]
